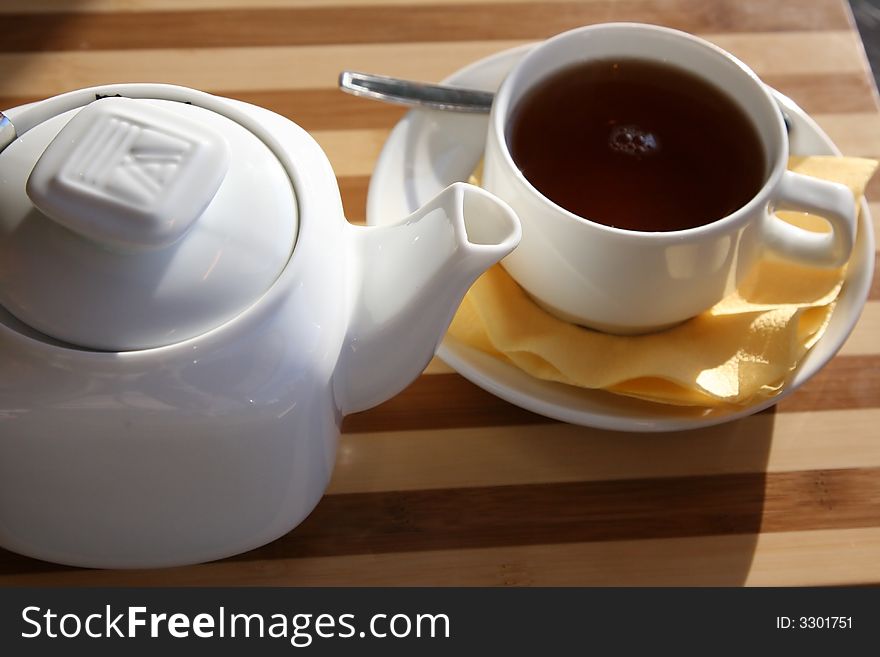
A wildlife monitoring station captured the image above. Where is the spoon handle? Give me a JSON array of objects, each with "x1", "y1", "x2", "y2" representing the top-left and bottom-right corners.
[
  {"x1": 0, "y1": 112, "x2": 15, "y2": 153},
  {"x1": 338, "y1": 71, "x2": 494, "y2": 113}
]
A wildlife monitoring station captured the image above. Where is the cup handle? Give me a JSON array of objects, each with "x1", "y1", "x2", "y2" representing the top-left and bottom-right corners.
[{"x1": 763, "y1": 170, "x2": 857, "y2": 268}]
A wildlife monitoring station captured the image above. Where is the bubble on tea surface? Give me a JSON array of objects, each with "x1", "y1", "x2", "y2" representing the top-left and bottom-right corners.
[{"x1": 608, "y1": 124, "x2": 660, "y2": 158}]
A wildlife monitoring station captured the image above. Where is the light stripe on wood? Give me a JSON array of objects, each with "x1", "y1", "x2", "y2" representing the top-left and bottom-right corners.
[
  {"x1": 813, "y1": 113, "x2": 880, "y2": 156},
  {"x1": 744, "y1": 526, "x2": 880, "y2": 585},
  {"x1": 763, "y1": 72, "x2": 880, "y2": 115},
  {"x1": 0, "y1": 41, "x2": 527, "y2": 97},
  {"x1": 0, "y1": 32, "x2": 866, "y2": 97},
  {"x1": 331, "y1": 409, "x2": 880, "y2": 493},
  {"x1": 709, "y1": 31, "x2": 868, "y2": 75},
  {"x1": 839, "y1": 302, "x2": 880, "y2": 354},
  {"x1": 2, "y1": 527, "x2": 876, "y2": 586},
  {"x1": 312, "y1": 129, "x2": 390, "y2": 177},
  {"x1": 5, "y1": 71, "x2": 871, "y2": 133}
]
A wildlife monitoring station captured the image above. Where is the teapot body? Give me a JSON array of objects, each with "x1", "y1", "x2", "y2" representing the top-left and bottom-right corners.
[
  {"x1": 0, "y1": 87, "x2": 521, "y2": 569},
  {"x1": 0, "y1": 98, "x2": 351, "y2": 568}
]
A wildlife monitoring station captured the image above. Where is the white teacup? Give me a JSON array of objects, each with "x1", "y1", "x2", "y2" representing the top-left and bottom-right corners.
[{"x1": 483, "y1": 23, "x2": 857, "y2": 334}]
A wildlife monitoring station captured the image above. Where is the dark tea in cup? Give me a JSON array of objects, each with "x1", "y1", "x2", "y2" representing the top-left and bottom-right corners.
[
  {"x1": 507, "y1": 58, "x2": 766, "y2": 232},
  {"x1": 483, "y1": 24, "x2": 856, "y2": 333}
]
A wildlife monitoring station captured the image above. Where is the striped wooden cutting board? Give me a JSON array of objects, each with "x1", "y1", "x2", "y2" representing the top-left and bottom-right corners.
[{"x1": 0, "y1": 0, "x2": 877, "y2": 586}]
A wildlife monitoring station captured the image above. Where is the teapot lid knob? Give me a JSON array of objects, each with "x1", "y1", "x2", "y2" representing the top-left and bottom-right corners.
[
  {"x1": 26, "y1": 97, "x2": 229, "y2": 250},
  {"x1": 0, "y1": 89, "x2": 298, "y2": 351}
]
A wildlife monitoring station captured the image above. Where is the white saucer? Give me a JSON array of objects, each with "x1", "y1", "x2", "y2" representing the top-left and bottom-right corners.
[{"x1": 366, "y1": 45, "x2": 875, "y2": 432}]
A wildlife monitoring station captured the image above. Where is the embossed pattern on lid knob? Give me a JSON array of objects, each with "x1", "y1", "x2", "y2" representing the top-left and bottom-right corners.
[{"x1": 27, "y1": 98, "x2": 230, "y2": 250}]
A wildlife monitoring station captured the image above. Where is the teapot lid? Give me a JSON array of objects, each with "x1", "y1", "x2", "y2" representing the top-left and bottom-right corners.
[{"x1": 0, "y1": 93, "x2": 297, "y2": 351}]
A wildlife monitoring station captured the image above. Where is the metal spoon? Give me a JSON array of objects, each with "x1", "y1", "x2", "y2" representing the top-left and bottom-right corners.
[
  {"x1": 338, "y1": 69, "x2": 793, "y2": 132},
  {"x1": 339, "y1": 71, "x2": 494, "y2": 113}
]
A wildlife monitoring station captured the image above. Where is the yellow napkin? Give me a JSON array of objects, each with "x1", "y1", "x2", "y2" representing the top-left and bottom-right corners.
[{"x1": 449, "y1": 156, "x2": 877, "y2": 407}]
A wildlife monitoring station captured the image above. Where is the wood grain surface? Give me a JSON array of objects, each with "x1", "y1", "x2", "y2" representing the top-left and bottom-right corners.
[{"x1": 0, "y1": 0, "x2": 877, "y2": 586}]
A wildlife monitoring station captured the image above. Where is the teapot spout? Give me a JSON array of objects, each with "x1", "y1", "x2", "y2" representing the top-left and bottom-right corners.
[{"x1": 336, "y1": 182, "x2": 520, "y2": 414}]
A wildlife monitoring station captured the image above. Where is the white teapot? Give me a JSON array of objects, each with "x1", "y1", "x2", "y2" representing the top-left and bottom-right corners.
[{"x1": 0, "y1": 84, "x2": 520, "y2": 568}]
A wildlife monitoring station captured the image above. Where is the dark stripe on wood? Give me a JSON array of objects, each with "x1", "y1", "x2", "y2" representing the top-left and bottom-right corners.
[
  {"x1": 870, "y1": 253, "x2": 880, "y2": 300},
  {"x1": 339, "y1": 175, "x2": 371, "y2": 224},
  {"x1": 777, "y1": 354, "x2": 880, "y2": 412},
  {"x1": 864, "y1": 172, "x2": 880, "y2": 199},
  {"x1": 0, "y1": 90, "x2": 404, "y2": 135},
  {"x1": 2, "y1": 466, "x2": 877, "y2": 574},
  {"x1": 342, "y1": 372, "x2": 552, "y2": 433},
  {"x1": 0, "y1": 0, "x2": 851, "y2": 52},
  {"x1": 227, "y1": 466, "x2": 880, "y2": 561},
  {"x1": 342, "y1": 355, "x2": 880, "y2": 433}
]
